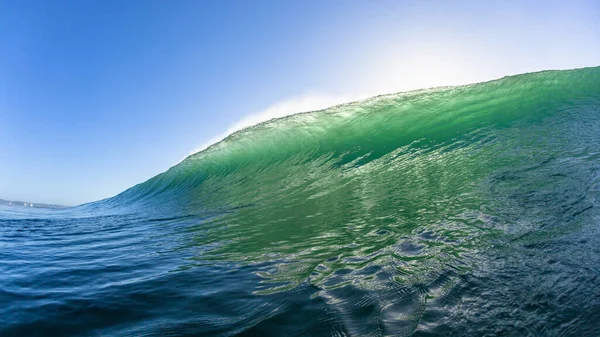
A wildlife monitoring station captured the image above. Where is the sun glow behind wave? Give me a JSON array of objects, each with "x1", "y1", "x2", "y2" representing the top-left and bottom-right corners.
[
  {"x1": 183, "y1": 0, "x2": 600, "y2": 163},
  {"x1": 185, "y1": 72, "x2": 488, "y2": 160},
  {"x1": 186, "y1": 93, "x2": 370, "y2": 158}
]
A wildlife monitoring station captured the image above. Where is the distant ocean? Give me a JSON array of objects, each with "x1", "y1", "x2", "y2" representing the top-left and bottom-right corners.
[{"x1": 1, "y1": 67, "x2": 599, "y2": 336}]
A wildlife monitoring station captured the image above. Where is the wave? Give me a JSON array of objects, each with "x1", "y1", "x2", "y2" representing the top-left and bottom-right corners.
[
  {"x1": 4, "y1": 66, "x2": 600, "y2": 336},
  {"x1": 104, "y1": 66, "x2": 600, "y2": 208}
]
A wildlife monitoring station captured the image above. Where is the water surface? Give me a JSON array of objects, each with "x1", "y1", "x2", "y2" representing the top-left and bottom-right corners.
[{"x1": 2, "y1": 67, "x2": 600, "y2": 336}]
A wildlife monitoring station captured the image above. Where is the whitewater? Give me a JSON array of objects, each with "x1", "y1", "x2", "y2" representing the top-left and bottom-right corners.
[{"x1": 1, "y1": 67, "x2": 600, "y2": 336}]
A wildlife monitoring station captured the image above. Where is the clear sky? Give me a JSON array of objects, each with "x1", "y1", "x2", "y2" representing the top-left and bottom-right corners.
[{"x1": 1, "y1": 0, "x2": 599, "y2": 206}]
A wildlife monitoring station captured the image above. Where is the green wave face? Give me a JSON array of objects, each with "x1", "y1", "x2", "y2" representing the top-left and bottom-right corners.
[{"x1": 109, "y1": 67, "x2": 600, "y2": 334}]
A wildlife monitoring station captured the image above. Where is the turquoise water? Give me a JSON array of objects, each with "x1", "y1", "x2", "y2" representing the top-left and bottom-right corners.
[{"x1": 1, "y1": 67, "x2": 600, "y2": 336}]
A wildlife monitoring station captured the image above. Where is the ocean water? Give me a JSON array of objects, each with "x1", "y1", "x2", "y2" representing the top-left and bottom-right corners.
[{"x1": 1, "y1": 67, "x2": 600, "y2": 336}]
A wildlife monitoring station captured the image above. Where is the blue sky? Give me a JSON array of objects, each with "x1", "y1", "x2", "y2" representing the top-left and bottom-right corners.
[{"x1": 1, "y1": 0, "x2": 599, "y2": 205}]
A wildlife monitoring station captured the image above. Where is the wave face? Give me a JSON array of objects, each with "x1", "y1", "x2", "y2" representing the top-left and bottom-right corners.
[{"x1": 2, "y1": 67, "x2": 600, "y2": 336}]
